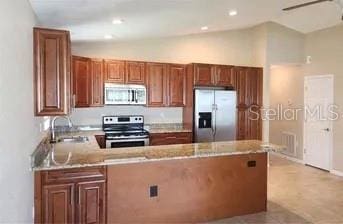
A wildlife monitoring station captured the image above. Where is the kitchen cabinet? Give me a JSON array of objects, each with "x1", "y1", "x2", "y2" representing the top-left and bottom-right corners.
[
  {"x1": 126, "y1": 61, "x2": 146, "y2": 84},
  {"x1": 35, "y1": 167, "x2": 107, "y2": 224},
  {"x1": 168, "y1": 64, "x2": 186, "y2": 107},
  {"x1": 34, "y1": 28, "x2": 71, "y2": 116},
  {"x1": 104, "y1": 60, "x2": 145, "y2": 85},
  {"x1": 104, "y1": 59, "x2": 125, "y2": 83},
  {"x1": 235, "y1": 67, "x2": 263, "y2": 140},
  {"x1": 42, "y1": 184, "x2": 75, "y2": 223},
  {"x1": 150, "y1": 132, "x2": 192, "y2": 146},
  {"x1": 73, "y1": 57, "x2": 104, "y2": 107},
  {"x1": 146, "y1": 63, "x2": 168, "y2": 107},
  {"x1": 235, "y1": 67, "x2": 249, "y2": 108},
  {"x1": 193, "y1": 63, "x2": 215, "y2": 86},
  {"x1": 73, "y1": 56, "x2": 91, "y2": 107},
  {"x1": 89, "y1": 59, "x2": 104, "y2": 106},
  {"x1": 77, "y1": 181, "x2": 106, "y2": 224},
  {"x1": 193, "y1": 64, "x2": 234, "y2": 88},
  {"x1": 214, "y1": 65, "x2": 235, "y2": 87},
  {"x1": 146, "y1": 63, "x2": 186, "y2": 107}
]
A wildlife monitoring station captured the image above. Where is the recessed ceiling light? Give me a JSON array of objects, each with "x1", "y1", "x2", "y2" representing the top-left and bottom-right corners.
[
  {"x1": 104, "y1": 34, "x2": 113, "y2": 39},
  {"x1": 201, "y1": 26, "x2": 209, "y2": 31},
  {"x1": 229, "y1": 10, "x2": 238, "y2": 16},
  {"x1": 112, "y1": 19, "x2": 123, "y2": 25}
]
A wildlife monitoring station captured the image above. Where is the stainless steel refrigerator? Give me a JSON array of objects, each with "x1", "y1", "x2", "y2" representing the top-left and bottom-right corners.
[{"x1": 194, "y1": 89, "x2": 237, "y2": 142}]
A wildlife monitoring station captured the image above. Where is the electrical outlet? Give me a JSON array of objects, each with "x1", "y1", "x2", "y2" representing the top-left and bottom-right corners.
[{"x1": 150, "y1": 185, "x2": 158, "y2": 197}]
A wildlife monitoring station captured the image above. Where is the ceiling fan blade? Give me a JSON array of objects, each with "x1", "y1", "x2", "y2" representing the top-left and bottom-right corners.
[{"x1": 283, "y1": 0, "x2": 333, "y2": 11}]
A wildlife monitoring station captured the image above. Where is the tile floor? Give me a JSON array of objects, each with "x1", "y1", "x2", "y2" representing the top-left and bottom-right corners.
[{"x1": 212, "y1": 154, "x2": 343, "y2": 224}]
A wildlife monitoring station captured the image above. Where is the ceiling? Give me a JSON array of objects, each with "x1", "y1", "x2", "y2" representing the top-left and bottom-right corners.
[{"x1": 29, "y1": 0, "x2": 343, "y2": 42}]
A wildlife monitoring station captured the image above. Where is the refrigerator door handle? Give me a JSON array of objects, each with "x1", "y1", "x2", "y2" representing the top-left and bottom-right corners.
[{"x1": 212, "y1": 104, "x2": 217, "y2": 138}]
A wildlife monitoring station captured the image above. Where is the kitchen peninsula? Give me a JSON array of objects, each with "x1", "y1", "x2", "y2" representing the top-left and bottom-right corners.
[{"x1": 33, "y1": 130, "x2": 282, "y2": 223}]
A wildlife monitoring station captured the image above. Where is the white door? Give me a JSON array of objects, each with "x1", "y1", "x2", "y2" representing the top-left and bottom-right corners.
[{"x1": 304, "y1": 75, "x2": 333, "y2": 171}]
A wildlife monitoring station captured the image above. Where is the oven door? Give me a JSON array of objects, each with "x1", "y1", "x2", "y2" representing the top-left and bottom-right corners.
[{"x1": 106, "y1": 138, "x2": 149, "y2": 148}]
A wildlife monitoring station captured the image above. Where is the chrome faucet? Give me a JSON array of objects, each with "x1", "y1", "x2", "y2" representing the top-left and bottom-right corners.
[{"x1": 50, "y1": 116, "x2": 73, "y2": 143}]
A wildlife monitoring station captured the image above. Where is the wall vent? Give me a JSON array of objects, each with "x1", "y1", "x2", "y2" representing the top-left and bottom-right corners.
[{"x1": 281, "y1": 132, "x2": 297, "y2": 157}]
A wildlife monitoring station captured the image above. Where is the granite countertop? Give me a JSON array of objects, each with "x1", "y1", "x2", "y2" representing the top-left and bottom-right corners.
[{"x1": 32, "y1": 130, "x2": 284, "y2": 171}]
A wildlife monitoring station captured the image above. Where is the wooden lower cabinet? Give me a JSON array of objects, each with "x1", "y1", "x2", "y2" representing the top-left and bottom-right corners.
[
  {"x1": 43, "y1": 184, "x2": 75, "y2": 224},
  {"x1": 150, "y1": 132, "x2": 192, "y2": 146},
  {"x1": 35, "y1": 167, "x2": 106, "y2": 224},
  {"x1": 77, "y1": 181, "x2": 106, "y2": 224}
]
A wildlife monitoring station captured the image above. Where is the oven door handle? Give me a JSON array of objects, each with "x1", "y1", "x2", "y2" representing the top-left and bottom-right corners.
[{"x1": 106, "y1": 138, "x2": 149, "y2": 142}]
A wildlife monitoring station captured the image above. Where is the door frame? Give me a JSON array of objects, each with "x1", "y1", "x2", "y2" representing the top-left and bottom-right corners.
[{"x1": 303, "y1": 74, "x2": 334, "y2": 171}]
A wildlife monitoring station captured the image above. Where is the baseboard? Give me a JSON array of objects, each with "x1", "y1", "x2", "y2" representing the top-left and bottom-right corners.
[
  {"x1": 270, "y1": 152, "x2": 305, "y2": 164},
  {"x1": 330, "y1": 169, "x2": 343, "y2": 177}
]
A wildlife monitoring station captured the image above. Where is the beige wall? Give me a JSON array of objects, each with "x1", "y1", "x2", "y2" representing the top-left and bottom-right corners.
[
  {"x1": 72, "y1": 28, "x2": 255, "y2": 65},
  {"x1": 269, "y1": 65, "x2": 304, "y2": 160},
  {"x1": 252, "y1": 22, "x2": 305, "y2": 142},
  {"x1": 305, "y1": 24, "x2": 343, "y2": 172},
  {"x1": 0, "y1": 0, "x2": 48, "y2": 222}
]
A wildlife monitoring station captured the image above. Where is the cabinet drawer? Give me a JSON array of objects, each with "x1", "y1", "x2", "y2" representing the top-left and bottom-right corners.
[
  {"x1": 150, "y1": 132, "x2": 192, "y2": 146},
  {"x1": 43, "y1": 166, "x2": 106, "y2": 184}
]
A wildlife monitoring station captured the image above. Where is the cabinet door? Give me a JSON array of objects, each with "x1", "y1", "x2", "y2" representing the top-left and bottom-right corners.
[
  {"x1": 34, "y1": 28, "x2": 71, "y2": 116},
  {"x1": 43, "y1": 184, "x2": 75, "y2": 224},
  {"x1": 194, "y1": 64, "x2": 214, "y2": 86},
  {"x1": 235, "y1": 67, "x2": 249, "y2": 108},
  {"x1": 215, "y1": 65, "x2": 235, "y2": 87},
  {"x1": 237, "y1": 109, "x2": 248, "y2": 140},
  {"x1": 146, "y1": 63, "x2": 168, "y2": 107},
  {"x1": 247, "y1": 68, "x2": 263, "y2": 107},
  {"x1": 73, "y1": 56, "x2": 91, "y2": 107},
  {"x1": 150, "y1": 132, "x2": 192, "y2": 146},
  {"x1": 90, "y1": 59, "x2": 104, "y2": 107},
  {"x1": 104, "y1": 60, "x2": 125, "y2": 83},
  {"x1": 247, "y1": 107, "x2": 262, "y2": 140},
  {"x1": 168, "y1": 64, "x2": 186, "y2": 107},
  {"x1": 126, "y1": 61, "x2": 146, "y2": 84},
  {"x1": 77, "y1": 181, "x2": 106, "y2": 224}
]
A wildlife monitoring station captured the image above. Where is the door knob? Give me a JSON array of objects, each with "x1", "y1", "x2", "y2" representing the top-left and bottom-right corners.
[{"x1": 323, "y1": 128, "x2": 330, "y2": 132}]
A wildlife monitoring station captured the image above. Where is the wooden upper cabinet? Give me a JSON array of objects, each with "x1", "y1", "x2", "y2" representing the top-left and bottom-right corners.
[
  {"x1": 235, "y1": 67, "x2": 249, "y2": 108},
  {"x1": 194, "y1": 64, "x2": 215, "y2": 86},
  {"x1": 247, "y1": 68, "x2": 263, "y2": 107},
  {"x1": 34, "y1": 28, "x2": 71, "y2": 116},
  {"x1": 126, "y1": 61, "x2": 146, "y2": 84},
  {"x1": 146, "y1": 63, "x2": 168, "y2": 107},
  {"x1": 73, "y1": 56, "x2": 91, "y2": 107},
  {"x1": 90, "y1": 59, "x2": 104, "y2": 106},
  {"x1": 43, "y1": 184, "x2": 75, "y2": 224},
  {"x1": 168, "y1": 64, "x2": 186, "y2": 107},
  {"x1": 104, "y1": 60, "x2": 125, "y2": 83},
  {"x1": 214, "y1": 65, "x2": 235, "y2": 87},
  {"x1": 77, "y1": 181, "x2": 106, "y2": 224}
]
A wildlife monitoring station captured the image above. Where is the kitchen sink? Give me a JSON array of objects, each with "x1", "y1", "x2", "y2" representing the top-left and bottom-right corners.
[{"x1": 57, "y1": 136, "x2": 89, "y2": 143}]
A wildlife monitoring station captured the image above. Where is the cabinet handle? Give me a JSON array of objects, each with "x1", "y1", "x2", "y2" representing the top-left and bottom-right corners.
[{"x1": 166, "y1": 136, "x2": 177, "y2": 139}]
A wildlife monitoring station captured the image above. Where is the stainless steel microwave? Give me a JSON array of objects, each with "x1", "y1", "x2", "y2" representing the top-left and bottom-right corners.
[{"x1": 104, "y1": 83, "x2": 147, "y2": 105}]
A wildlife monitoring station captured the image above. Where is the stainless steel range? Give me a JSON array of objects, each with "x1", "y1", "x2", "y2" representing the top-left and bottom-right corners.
[{"x1": 103, "y1": 115, "x2": 149, "y2": 148}]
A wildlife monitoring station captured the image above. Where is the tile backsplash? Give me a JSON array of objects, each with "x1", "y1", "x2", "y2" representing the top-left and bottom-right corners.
[{"x1": 68, "y1": 106, "x2": 183, "y2": 125}]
